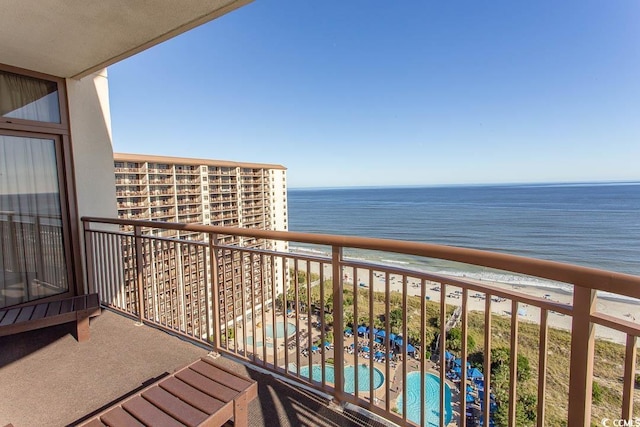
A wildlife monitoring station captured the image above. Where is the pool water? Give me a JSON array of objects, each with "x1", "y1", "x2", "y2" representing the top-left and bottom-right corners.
[
  {"x1": 266, "y1": 321, "x2": 297, "y2": 338},
  {"x1": 396, "y1": 372, "x2": 453, "y2": 426},
  {"x1": 245, "y1": 321, "x2": 296, "y2": 348},
  {"x1": 298, "y1": 364, "x2": 384, "y2": 393}
]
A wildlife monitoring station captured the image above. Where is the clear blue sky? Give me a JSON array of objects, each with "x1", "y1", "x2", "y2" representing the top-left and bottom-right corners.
[{"x1": 109, "y1": 0, "x2": 640, "y2": 188}]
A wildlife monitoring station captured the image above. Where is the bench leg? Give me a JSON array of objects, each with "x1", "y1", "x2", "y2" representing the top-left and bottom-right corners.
[
  {"x1": 233, "y1": 393, "x2": 249, "y2": 427},
  {"x1": 76, "y1": 311, "x2": 91, "y2": 342}
]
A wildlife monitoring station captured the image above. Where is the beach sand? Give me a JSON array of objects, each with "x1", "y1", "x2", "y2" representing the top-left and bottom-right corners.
[{"x1": 300, "y1": 263, "x2": 639, "y2": 346}]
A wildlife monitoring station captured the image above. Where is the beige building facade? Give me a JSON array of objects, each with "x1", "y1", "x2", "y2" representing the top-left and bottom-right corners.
[{"x1": 113, "y1": 153, "x2": 288, "y2": 334}]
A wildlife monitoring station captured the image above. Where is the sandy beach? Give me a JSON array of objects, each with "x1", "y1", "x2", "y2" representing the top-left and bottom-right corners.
[{"x1": 298, "y1": 262, "x2": 639, "y2": 346}]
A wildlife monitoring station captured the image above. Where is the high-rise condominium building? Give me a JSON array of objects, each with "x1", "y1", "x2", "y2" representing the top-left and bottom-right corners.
[{"x1": 113, "y1": 153, "x2": 288, "y2": 336}]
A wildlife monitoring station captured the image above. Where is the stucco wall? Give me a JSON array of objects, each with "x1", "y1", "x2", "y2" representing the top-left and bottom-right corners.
[{"x1": 66, "y1": 69, "x2": 117, "y2": 222}]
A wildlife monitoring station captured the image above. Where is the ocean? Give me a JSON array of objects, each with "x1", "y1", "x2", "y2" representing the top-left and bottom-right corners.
[{"x1": 287, "y1": 182, "x2": 640, "y2": 292}]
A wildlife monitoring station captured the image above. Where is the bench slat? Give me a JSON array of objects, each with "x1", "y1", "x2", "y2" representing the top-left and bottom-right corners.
[
  {"x1": 80, "y1": 418, "x2": 107, "y2": 427},
  {"x1": 74, "y1": 295, "x2": 86, "y2": 311},
  {"x1": 122, "y1": 396, "x2": 184, "y2": 427},
  {"x1": 143, "y1": 385, "x2": 208, "y2": 427},
  {"x1": 59, "y1": 298, "x2": 73, "y2": 314},
  {"x1": 175, "y1": 369, "x2": 237, "y2": 403},
  {"x1": 190, "y1": 360, "x2": 253, "y2": 392},
  {"x1": 0, "y1": 309, "x2": 20, "y2": 326},
  {"x1": 15, "y1": 305, "x2": 35, "y2": 323},
  {"x1": 159, "y1": 377, "x2": 228, "y2": 416},
  {"x1": 87, "y1": 293, "x2": 100, "y2": 309},
  {"x1": 46, "y1": 300, "x2": 62, "y2": 317},
  {"x1": 0, "y1": 293, "x2": 100, "y2": 340},
  {"x1": 100, "y1": 406, "x2": 145, "y2": 427},
  {"x1": 31, "y1": 303, "x2": 49, "y2": 320}
]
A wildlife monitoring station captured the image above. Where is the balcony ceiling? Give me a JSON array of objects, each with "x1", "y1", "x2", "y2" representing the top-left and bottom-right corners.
[{"x1": 0, "y1": 0, "x2": 252, "y2": 79}]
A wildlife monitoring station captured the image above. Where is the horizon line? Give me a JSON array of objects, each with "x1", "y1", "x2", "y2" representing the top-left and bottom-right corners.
[{"x1": 289, "y1": 179, "x2": 640, "y2": 191}]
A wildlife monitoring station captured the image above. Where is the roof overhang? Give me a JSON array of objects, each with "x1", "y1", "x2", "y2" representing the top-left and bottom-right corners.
[{"x1": 0, "y1": 0, "x2": 253, "y2": 79}]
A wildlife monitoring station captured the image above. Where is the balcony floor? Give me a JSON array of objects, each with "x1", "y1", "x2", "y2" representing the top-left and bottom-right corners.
[{"x1": 0, "y1": 309, "x2": 382, "y2": 427}]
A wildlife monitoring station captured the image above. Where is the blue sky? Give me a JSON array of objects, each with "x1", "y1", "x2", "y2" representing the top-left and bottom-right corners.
[{"x1": 109, "y1": 1, "x2": 640, "y2": 188}]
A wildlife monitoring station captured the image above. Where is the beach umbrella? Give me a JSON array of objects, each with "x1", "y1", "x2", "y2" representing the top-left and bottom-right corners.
[
  {"x1": 344, "y1": 327, "x2": 352, "y2": 334},
  {"x1": 357, "y1": 325, "x2": 367, "y2": 335},
  {"x1": 362, "y1": 346, "x2": 370, "y2": 352},
  {"x1": 406, "y1": 343, "x2": 416, "y2": 353},
  {"x1": 374, "y1": 337, "x2": 383, "y2": 344},
  {"x1": 374, "y1": 351, "x2": 384, "y2": 358},
  {"x1": 517, "y1": 307, "x2": 527, "y2": 316},
  {"x1": 466, "y1": 394, "x2": 476, "y2": 403},
  {"x1": 394, "y1": 336, "x2": 404, "y2": 345},
  {"x1": 445, "y1": 351, "x2": 455, "y2": 361},
  {"x1": 468, "y1": 367, "x2": 484, "y2": 380},
  {"x1": 389, "y1": 333, "x2": 397, "y2": 341},
  {"x1": 375, "y1": 329, "x2": 386, "y2": 338},
  {"x1": 311, "y1": 345, "x2": 319, "y2": 351},
  {"x1": 453, "y1": 366, "x2": 462, "y2": 375},
  {"x1": 324, "y1": 341, "x2": 331, "y2": 348},
  {"x1": 454, "y1": 357, "x2": 462, "y2": 367},
  {"x1": 349, "y1": 343, "x2": 354, "y2": 348}
]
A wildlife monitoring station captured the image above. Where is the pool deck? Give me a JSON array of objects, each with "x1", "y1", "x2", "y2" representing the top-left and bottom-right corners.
[{"x1": 235, "y1": 314, "x2": 463, "y2": 426}]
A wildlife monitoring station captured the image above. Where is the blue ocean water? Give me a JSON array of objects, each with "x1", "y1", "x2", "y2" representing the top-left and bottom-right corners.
[{"x1": 287, "y1": 183, "x2": 640, "y2": 285}]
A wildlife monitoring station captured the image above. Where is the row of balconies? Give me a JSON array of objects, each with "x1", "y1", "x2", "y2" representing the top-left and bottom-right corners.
[
  {"x1": 181, "y1": 216, "x2": 203, "y2": 224},
  {"x1": 210, "y1": 196, "x2": 236, "y2": 203},
  {"x1": 178, "y1": 207, "x2": 202, "y2": 215},
  {"x1": 174, "y1": 167, "x2": 200, "y2": 175},
  {"x1": 175, "y1": 178, "x2": 200, "y2": 185},
  {"x1": 208, "y1": 178, "x2": 237, "y2": 186},
  {"x1": 150, "y1": 198, "x2": 175, "y2": 206},
  {"x1": 149, "y1": 188, "x2": 173, "y2": 195},
  {"x1": 147, "y1": 167, "x2": 173, "y2": 174},
  {"x1": 116, "y1": 189, "x2": 145, "y2": 197},
  {"x1": 207, "y1": 168, "x2": 236, "y2": 175},
  {"x1": 114, "y1": 167, "x2": 146, "y2": 173},
  {"x1": 116, "y1": 179, "x2": 144, "y2": 185},
  {"x1": 151, "y1": 209, "x2": 175, "y2": 218},
  {"x1": 176, "y1": 197, "x2": 201, "y2": 205},
  {"x1": 149, "y1": 178, "x2": 174, "y2": 185},
  {"x1": 118, "y1": 202, "x2": 141, "y2": 209}
]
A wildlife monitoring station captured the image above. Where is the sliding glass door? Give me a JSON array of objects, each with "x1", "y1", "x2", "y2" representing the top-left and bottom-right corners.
[{"x1": 0, "y1": 133, "x2": 69, "y2": 308}]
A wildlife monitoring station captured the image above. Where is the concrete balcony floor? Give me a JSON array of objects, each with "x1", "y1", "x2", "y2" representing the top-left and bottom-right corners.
[{"x1": 0, "y1": 309, "x2": 381, "y2": 427}]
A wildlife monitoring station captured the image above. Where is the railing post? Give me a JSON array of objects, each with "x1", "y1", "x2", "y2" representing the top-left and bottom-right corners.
[
  {"x1": 209, "y1": 233, "x2": 220, "y2": 352},
  {"x1": 134, "y1": 225, "x2": 145, "y2": 324},
  {"x1": 83, "y1": 220, "x2": 96, "y2": 295},
  {"x1": 332, "y1": 246, "x2": 345, "y2": 404},
  {"x1": 34, "y1": 214, "x2": 45, "y2": 284},
  {"x1": 567, "y1": 286, "x2": 596, "y2": 427}
]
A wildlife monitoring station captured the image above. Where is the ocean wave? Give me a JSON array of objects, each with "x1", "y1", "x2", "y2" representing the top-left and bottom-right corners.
[
  {"x1": 381, "y1": 259, "x2": 410, "y2": 265},
  {"x1": 435, "y1": 270, "x2": 574, "y2": 292},
  {"x1": 289, "y1": 245, "x2": 329, "y2": 256}
]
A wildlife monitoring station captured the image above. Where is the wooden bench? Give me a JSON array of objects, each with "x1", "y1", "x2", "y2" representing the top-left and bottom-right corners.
[
  {"x1": 80, "y1": 357, "x2": 257, "y2": 427},
  {"x1": 0, "y1": 293, "x2": 100, "y2": 342}
]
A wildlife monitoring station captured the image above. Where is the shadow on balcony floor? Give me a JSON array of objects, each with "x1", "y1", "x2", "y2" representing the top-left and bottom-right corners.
[{"x1": 0, "y1": 309, "x2": 386, "y2": 427}]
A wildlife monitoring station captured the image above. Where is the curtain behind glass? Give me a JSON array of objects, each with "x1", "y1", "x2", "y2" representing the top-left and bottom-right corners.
[
  {"x1": 0, "y1": 135, "x2": 68, "y2": 308},
  {"x1": 0, "y1": 71, "x2": 60, "y2": 123}
]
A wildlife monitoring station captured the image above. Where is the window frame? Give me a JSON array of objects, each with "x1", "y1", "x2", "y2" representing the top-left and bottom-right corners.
[{"x1": 0, "y1": 62, "x2": 82, "y2": 303}]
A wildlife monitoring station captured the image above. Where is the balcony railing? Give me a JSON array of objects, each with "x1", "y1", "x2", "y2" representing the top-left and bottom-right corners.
[{"x1": 81, "y1": 217, "x2": 640, "y2": 427}]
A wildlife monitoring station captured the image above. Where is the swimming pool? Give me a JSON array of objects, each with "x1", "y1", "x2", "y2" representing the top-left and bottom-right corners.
[
  {"x1": 298, "y1": 364, "x2": 384, "y2": 393},
  {"x1": 246, "y1": 321, "x2": 296, "y2": 348},
  {"x1": 265, "y1": 321, "x2": 297, "y2": 339},
  {"x1": 396, "y1": 372, "x2": 453, "y2": 426}
]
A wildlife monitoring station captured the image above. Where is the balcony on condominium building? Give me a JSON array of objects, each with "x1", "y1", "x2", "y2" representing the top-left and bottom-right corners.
[
  {"x1": 2, "y1": 1, "x2": 638, "y2": 426},
  {"x1": 3, "y1": 217, "x2": 627, "y2": 426}
]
